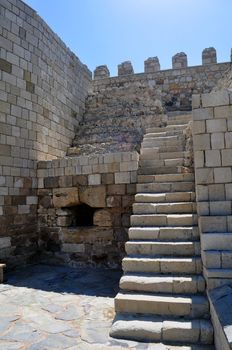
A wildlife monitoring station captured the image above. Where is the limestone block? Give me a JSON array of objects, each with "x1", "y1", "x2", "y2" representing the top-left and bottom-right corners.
[
  {"x1": 210, "y1": 201, "x2": 231, "y2": 215},
  {"x1": 222, "y1": 149, "x2": 232, "y2": 166},
  {"x1": 115, "y1": 172, "x2": 131, "y2": 184},
  {"x1": 206, "y1": 119, "x2": 227, "y2": 133},
  {"x1": 201, "y1": 233, "x2": 232, "y2": 250},
  {"x1": 202, "y1": 251, "x2": 221, "y2": 268},
  {"x1": 211, "y1": 133, "x2": 225, "y2": 149},
  {"x1": 88, "y1": 174, "x2": 101, "y2": 185},
  {"x1": 62, "y1": 227, "x2": 114, "y2": 244},
  {"x1": 208, "y1": 184, "x2": 225, "y2": 201},
  {"x1": 53, "y1": 188, "x2": 79, "y2": 208},
  {"x1": 79, "y1": 186, "x2": 106, "y2": 207},
  {"x1": 194, "y1": 151, "x2": 204, "y2": 168},
  {"x1": 193, "y1": 120, "x2": 205, "y2": 135},
  {"x1": 202, "y1": 90, "x2": 230, "y2": 108},
  {"x1": 221, "y1": 252, "x2": 232, "y2": 268},
  {"x1": 120, "y1": 161, "x2": 138, "y2": 172},
  {"x1": 197, "y1": 202, "x2": 209, "y2": 215},
  {"x1": 225, "y1": 132, "x2": 232, "y2": 148},
  {"x1": 214, "y1": 167, "x2": 232, "y2": 183},
  {"x1": 196, "y1": 185, "x2": 208, "y2": 201},
  {"x1": 192, "y1": 107, "x2": 213, "y2": 121},
  {"x1": 192, "y1": 94, "x2": 201, "y2": 109},
  {"x1": 205, "y1": 150, "x2": 221, "y2": 167},
  {"x1": 193, "y1": 134, "x2": 210, "y2": 150},
  {"x1": 214, "y1": 105, "x2": 232, "y2": 119},
  {"x1": 57, "y1": 216, "x2": 72, "y2": 227},
  {"x1": 199, "y1": 216, "x2": 227, "y2": 233},
  {"x1": 107, "y1": 184, "x2": 126, "y2": 195},
  {"x1": 195, "y1": 168, "x2": 214, "y2": 185},
  {"x1": 93, "y1": 209, "x2": 112, "y2": 227},
  {"x1": 225, "y1": 184, "x2": 232, "y2": 200},
  {"x1": 106, "y1": 196, "x2": 121, "y2": 208}
]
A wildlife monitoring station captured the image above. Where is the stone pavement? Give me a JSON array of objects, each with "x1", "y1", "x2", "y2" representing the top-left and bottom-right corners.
[{"x1": 0, "y1": 265, "x2": 211, "y2": 350}]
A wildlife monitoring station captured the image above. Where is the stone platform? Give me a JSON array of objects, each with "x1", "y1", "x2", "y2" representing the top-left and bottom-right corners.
[{"x1": 0, "y1": 265, "x2": 212, "y2": 350}]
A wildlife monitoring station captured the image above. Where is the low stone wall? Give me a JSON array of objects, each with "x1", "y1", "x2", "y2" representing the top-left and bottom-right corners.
[
  {"x1": 192, "y1": 89, "x2": 232, "y2": 289},
  {"x1": 37, "y1": 152, "x2": 139, "y2": 267}
]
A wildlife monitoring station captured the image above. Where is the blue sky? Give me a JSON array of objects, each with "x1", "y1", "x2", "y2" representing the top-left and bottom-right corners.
[{"x1": 23, "y1": 0, "x2": 232, "y2": 76}]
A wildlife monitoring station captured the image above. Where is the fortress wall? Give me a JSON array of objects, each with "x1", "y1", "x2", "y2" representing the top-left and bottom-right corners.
[
  {"x1": 92, "y1": 62, "x2": 230, "y2": 113},
  {"x1": 0, "y1": 0, "x2": 91, "y2": 266},
  {"x1": 37, "y1": 152, "x2": 139, "y2": 267},
  {"x1": 192, "y1": 89, "x2": 232, "y2": 290}
]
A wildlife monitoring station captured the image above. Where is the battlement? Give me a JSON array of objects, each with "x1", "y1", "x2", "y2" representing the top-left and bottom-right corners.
[{"x1": 94, "y1": 47, "x2": 232, "y2": 79}]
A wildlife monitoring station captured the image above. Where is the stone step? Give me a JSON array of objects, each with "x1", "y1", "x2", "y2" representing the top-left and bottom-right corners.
[
  {"x1": 146, "y1": 124, "x2": 188, "y2": 133},
  {"x1": 0, "y1": 264, "x2": 5, "y2": 283},
  {"x1": 115, "y1": 292, "x2": 209, "y2": 318},
  {"x1": 143, "y1": 133, "x2": 184, "y2": 140},
  {"x1": 122, "y1": 256, "x2": 202, "y2": 274},
  {"x1": 135, "y1": 191, "x2": 196, "y2": 203},
  {"x1": 138, "y1": 165, "x2": 185, "y2": 175},
  {"x1": 137, "y1": 173, "x2": 194, "y2": 183},
  {"x1": 137, "y1": 181, "x2": 195, "y2": 193},
  {"x1": 125, "y1": 241, "x2": 200, "y2": 256},
  {"x1": 141, "y1": 145, "x2": 185, "y2": 152},
  {"x1": 120, "y1": 274, "x2": 205, "y2": 294},
  {"x1": 142, "y1": 140, "x2": 184, "y2": 148},
  {"x1": 144, "y1": 130, "x2": 184, "y2": 138},
  {"x1": 131, "y1": 214, "x2": 198, "y2": 227},
  {"x1": 140, "y1": 150, "x2": 190, "y2": 161},
  {"x1": 139, "y1": 158, "x2": 184, "y2": 168},
  {"x1": 128, "y1": 227, "x2": 199, "y2": 241},
  {"x1": 133, "y1": 202, "x2": 196, "y2": 214},
  {"x1": 110, "y1": 314, "x2": 213, "y2": 345}
]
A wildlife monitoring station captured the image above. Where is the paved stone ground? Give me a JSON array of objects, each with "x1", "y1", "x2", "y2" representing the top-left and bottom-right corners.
[{"x1": 0, "y1": 264, "x2": 208, "y2": 350}]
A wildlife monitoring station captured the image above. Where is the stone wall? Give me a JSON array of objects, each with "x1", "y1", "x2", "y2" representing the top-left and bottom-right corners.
[
  {"x1": 37, "y1": 152, "x2": 139, "y2": 267},
  {"x1": 93, "y1": 56, "x2": 230, "y2": 113},
  {"x1": 192, "y1": 89, "x2": 232, "y2": 290},
  {"x1": 0, "y1": 0, "x2": 91, "y2": 267}
]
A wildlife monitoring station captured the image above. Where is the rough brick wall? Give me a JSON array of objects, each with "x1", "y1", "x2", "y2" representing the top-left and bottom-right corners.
[{"x1": 0, "y1": 0, "x2": 91, "y2": 267}]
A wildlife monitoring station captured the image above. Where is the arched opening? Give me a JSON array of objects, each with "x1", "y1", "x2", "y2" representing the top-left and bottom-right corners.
[{"x1": 68, "y1": 203, "x2": 97, "y2": 227}]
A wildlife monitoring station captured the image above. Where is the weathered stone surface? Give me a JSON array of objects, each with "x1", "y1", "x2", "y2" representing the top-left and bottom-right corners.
[
  {"x1": 62, "y1": 227, "x2": 114, "y2": 244},
  {"x1": 93, "y1": 209, "x2": 112, "y2": 227},
  {"x1": 79, "y1": 186, "x2": 106, "y2": 207},
  {"x1": 53, "y1": 188, "x2": 79, "y2": 208}
]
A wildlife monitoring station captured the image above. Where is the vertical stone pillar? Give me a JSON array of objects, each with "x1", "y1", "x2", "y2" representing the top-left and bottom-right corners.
[
  {"x1": 144, "y1": 57, "x2": 160, "y2": 73},
  {"x1": 94, "y1": 65, "x2": 110, "y2": 79},
  {"x1": 118, "y1": 61, "x2": 134, "y2": 76},
  {"x1": 172, "y1": 52, "x2": 188, "y2": 69},
  {"x1": 230, "y1": 48, "x2": 232, "y2": 62},
  {"x1": 202, "y1": 47, "x2": 217, "y2": 65}
]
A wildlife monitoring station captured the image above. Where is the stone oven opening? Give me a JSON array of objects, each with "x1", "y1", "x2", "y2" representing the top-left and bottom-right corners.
[{"x1": 69, "y1": 203, "x2": 97, "y2": 227}]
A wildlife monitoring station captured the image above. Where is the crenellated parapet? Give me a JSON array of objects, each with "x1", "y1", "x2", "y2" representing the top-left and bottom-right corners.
[
  {"x1": 172, "y1": 52, "x2": 188, "y2": 69},
  {"x1": 93, "y1": 47, "x2": 231, "y2": 79},
  {"x1": 94, "y1": 65, "x2": 110, "y2": 79},
  {"x1": 118, "y1": 61, "x2": 134, "y2": 76},
  {"x1": 202, "y1": 47, "x2": 217, "y2": 65},
  {"x1": 144, "y1": 57, "x2": 160, "y2": 73}
]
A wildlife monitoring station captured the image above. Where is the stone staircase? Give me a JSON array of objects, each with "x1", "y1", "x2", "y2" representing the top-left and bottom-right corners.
[{"x1": 110, "y1": 114, "x2": 214, "y2": 348}]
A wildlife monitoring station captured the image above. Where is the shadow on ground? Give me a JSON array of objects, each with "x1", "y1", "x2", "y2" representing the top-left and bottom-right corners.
[{"x1": 5, "y1": 264, "x2": 122, "y2": 298}]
